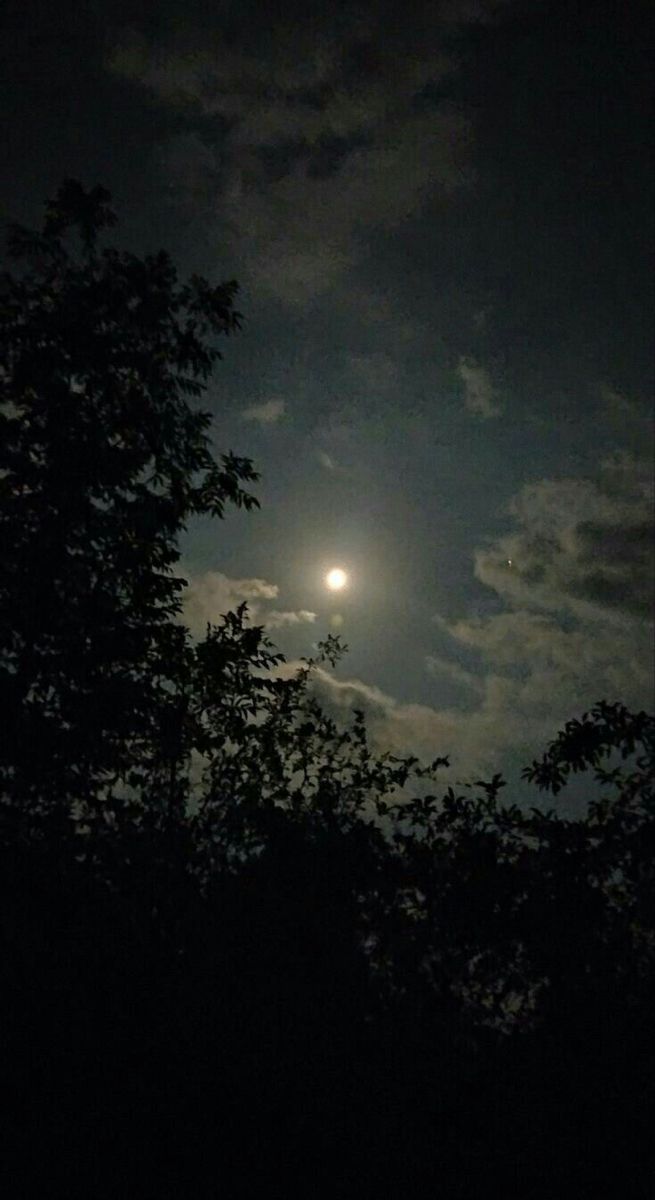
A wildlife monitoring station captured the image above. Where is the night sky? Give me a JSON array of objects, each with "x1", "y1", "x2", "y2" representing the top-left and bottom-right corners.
[{"x1": 3, "y1": 0, "x2": 653, "y2": 796}]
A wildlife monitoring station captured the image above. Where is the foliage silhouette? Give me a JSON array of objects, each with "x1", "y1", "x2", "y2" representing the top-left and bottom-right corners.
[
  {"x1": 1, "y1": 179, "x2": 258, "y2": 840},
  {"x1": 1, "y1": 185, "x2": 653, "y2": 1198}
]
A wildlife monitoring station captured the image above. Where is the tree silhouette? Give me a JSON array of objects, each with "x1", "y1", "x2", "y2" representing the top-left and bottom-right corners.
[
  {"x1": 1, "y1": 180, "x2": 257, "y2": 842},
  {"x1": 1, "y1": 185, "x2": 653, "y2": 1198}
]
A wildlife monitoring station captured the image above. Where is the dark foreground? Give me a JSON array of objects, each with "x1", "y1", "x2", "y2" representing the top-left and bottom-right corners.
[{"x1": 2, "y1": 842, "x2": 652, "y2": 1200}]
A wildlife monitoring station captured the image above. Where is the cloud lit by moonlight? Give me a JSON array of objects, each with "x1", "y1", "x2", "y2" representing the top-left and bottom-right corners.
[{"x1": 326, "y1": 568, "x2": 348, "y2": 591}]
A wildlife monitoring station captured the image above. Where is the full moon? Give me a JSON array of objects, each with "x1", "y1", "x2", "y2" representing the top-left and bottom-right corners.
[{"x1": 326, "y1": 567, "x2": 348, "y2": 591}]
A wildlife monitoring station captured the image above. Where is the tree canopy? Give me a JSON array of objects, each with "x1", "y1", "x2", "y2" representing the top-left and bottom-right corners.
[{"x1": 1, "y1": 180, "x2": 258, "y2": 837}]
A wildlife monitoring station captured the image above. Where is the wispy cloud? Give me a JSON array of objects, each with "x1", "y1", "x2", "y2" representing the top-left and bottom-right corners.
[
  {"x1": 425, "y1": 653, "x2": 484, "y2": 695},
  {"x1": 242, "y1": 398, "x2": 286, "y2": 424},
  {"x1": 178, "y1": 569, "x2": 317, "y2": 640},
  {"x1": 265, "y1": 609, "x2": 316, "y2": 629},
  {"x1": 456, "y1": 356, "x2": 502, "y2": 418},
  {"x1": 179, "y1": 570, "x2": 278, "y2": 635}
]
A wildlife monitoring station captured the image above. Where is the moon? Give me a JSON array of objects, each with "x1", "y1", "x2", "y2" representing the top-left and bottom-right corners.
[{"x1": 326, "y1": 567, "x2": 348, "y2": 591}]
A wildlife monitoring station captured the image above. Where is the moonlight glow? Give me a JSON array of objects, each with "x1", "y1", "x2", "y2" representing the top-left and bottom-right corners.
[{"x1": 326, "y1": 568, "x2": 348, "y2": 591}]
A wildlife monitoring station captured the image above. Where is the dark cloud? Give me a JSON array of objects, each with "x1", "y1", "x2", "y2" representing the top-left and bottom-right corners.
[
  {"x1": 104, "y1": 2, "x2": 493, "y2": 302},
  {"x1": 475, "y1": 456, "x2": 654, "y2": 623}
]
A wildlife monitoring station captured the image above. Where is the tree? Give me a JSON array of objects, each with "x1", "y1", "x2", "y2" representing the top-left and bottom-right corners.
[{"x1": 1, "y1": 180, "x2": 258, "y2": 840}]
